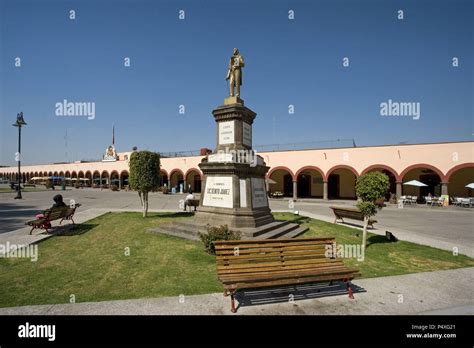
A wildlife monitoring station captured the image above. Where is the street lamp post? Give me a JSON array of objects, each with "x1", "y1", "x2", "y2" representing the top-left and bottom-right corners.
[{"x1": 13, "y1": 112, "x2": 27, "y2": 199}]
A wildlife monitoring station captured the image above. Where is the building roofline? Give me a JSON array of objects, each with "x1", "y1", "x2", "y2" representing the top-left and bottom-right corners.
[{"x1": 257, "y1": 140, "x2": 474, "y2": 154}]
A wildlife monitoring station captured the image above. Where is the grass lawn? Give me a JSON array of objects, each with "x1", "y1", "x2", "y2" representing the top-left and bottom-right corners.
[{"x1": 0, "y1": 212, "x2": 472, "y2": 308}]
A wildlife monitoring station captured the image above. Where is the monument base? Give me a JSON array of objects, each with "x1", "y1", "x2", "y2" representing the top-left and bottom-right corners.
[{"x1": 149, "y1": 217, "x2": 308, "y2": 241}]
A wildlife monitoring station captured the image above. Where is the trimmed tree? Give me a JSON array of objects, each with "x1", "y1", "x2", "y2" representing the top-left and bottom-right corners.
[
  {"x1": 129, "y1": 151, "x2": 161, "y2": 217},
  {"x1": 355, "y1": 171, "x2": 390, "y2": 253}
]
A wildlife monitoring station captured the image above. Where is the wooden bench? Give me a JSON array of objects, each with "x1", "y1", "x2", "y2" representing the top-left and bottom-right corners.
[
  {"x1": 184, "y1": 199, "x2": 199, "y2": 212},
  {"x1": 26, "y1": 203, "x2": 81, "y2": 235},
  {"x1": 215, "y1": 237, "x2": 359, "y2": 313},
  {"x1": 330, "y1": 206, "x2": 377, "y2": 229}
]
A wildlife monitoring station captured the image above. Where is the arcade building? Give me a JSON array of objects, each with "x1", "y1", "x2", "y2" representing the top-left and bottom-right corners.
[{"x1": 1, "y1": 140, "x2": 473, "y2": 202}]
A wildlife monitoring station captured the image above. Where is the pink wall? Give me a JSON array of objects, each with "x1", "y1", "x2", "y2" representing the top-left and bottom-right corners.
[{"x1": 1, "y1": 141, "x2": 473, "y2": 182}]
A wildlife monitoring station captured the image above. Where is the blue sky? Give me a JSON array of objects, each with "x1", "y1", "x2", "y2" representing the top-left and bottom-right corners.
[{"x1": 1, "y1": 0, "x2": 472, "y2": 165}]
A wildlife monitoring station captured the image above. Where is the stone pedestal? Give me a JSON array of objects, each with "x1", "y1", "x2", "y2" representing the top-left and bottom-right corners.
[{"x1": 194, "y1": 99, "x2": 274, "y2": 229}]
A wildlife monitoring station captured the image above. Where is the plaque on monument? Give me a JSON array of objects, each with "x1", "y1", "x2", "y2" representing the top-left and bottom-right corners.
[
  {"x1": 219, "y1": 120, "x2": 235, "y2": 145},
  {"x1": 239, "y1": 179, "x2": 247, "y2": 208},
  {"x1": 251, "y1": 178, "x2": 268, "y2": 208},
  {"x1": 202, "y1": 176, "x2": 234, "y2": 208},
  {"x1": 243, "y1": 122, "x2": 252, "y2": 147}
]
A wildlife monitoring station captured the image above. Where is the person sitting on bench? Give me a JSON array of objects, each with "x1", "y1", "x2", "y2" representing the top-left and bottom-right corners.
[
  {"x1": 35, "y1": 194, "x2": 67, "y2": 229},
  {"x1": 184, "y1": 189, "x2": 194, "y2": 211}
]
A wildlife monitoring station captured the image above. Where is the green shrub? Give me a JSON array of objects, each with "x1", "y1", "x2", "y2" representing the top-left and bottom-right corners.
[{"x1": 199, "y1": 225, "x2": 240, "y2": 255}]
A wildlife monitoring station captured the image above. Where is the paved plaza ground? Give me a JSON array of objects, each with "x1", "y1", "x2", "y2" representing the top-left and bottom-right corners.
[{"x1": 1, "y1": 186, "x2": 473, "y2": 256}]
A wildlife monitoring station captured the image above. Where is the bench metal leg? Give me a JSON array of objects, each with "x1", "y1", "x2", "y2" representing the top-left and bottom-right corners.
[
  {"x1": 29, "y1": 226, "x2": 35, "y2": 235},
  {"x1": 344, "y1": 279, "x2": 354, "y2": 299},
  {"x1": 229, "y1": 289, "x2": 237, "y2": 313}
]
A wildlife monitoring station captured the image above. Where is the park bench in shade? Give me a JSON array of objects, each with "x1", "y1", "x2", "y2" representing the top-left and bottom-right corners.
[
  {"x1": 330, "y1": 206, "x2": 377, "y2": 229},
  {"x1": 215, "y1": 237, "x2": 359, "y2": 313},
  {"x1": 26, "y1": 203, "x2": 81, "y2": 235},
  {"x1": 184, "y1": 199, "x2": 200, "y2": 212}
]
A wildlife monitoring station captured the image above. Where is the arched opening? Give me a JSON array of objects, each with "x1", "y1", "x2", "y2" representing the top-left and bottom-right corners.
[
  {"x1": 447, "y1": 165, "x2": 474, "y2": 197},
  {"x1": 120, "y1": 170, "x2": 129, "y2": 189},
  {"x1": 71, "y1": 171, "x2": 78, "y2": 187},
  {"x1": 295, "y1": 167, "x2": 324, "y2": 198},
  {"x1": 110, "y1": 171, "x2": 120, "y2": 189},
  {"x1": 64, "y1": 171, "x2": 70, "y2": 186},
  {"x1": 77, "y1": 171, "x2": 85, "y2": 187},
  {"x1": 92, "y1": 171, "x2": 101, "y2": 188},
  {"x1": 169, "y1": 170, "x2": 184, "y2": 192},
  {"x1": 185, "y1": 169, "x2": 202, "y2": 193},
  {"x1": 85, "y1": 171, "x2": 92, "y2": 187},
  {"x1": 101, "y1": 171, "x2": 110, "y2": 187},
  {"x1": 160, "y1": 170, "x2": 169, "y2": 187},
  {"x1": 401, "y1": 166, "x2": 443, "y2": 197},
  {"x1": 327, "y1": 166, "x2": 358, "y2": 199},
  {"x1": 268, "y1": 167, "x2": 294, "y2": 197}
]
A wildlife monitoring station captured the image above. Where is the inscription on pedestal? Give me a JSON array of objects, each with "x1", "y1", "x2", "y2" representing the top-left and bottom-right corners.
[
  {"x1": 203, "y1": 176, "x2": 234, "y2": 208},
  {"x1": 219, "y1": 121, "x2": 235, "y2": 145},
  {"x1": 240, "y1": 179, "x2": 247, "y2": 208},
  {"x1": 243, "y1": 122, "x2": 252, "y2": 147},
  {"x1": 251, "y1": 178, "x2": 268, "y2": 208}
]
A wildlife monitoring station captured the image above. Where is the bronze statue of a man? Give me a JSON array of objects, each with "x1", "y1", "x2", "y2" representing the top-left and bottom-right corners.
[{"x1": 226, "y1": 48, "x2": 245, "y2": 97}]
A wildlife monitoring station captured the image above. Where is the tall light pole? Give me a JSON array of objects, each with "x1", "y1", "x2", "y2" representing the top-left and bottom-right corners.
[{"x1": 13, "y1": 112, "x2": 27, "y2": 199}]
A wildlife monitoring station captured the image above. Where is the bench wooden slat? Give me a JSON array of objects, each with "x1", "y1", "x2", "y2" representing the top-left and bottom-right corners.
[
  {"x1": 218, "y1": 259, "x2": 348, "y2": 275},
  {"x1": 217, "y1": 257, "x2": 340, "y2": 270},
  {"x1": 224, "y1": 272, "x2": 360, "y2": 291},
  {"x1": 218, "y1": 263, "x2": 348, "y2": 278},
  {"x1": 220, "y1": 267, "x2": 359, "y2": 284},
  {"x1": 217, "y1": 253, "x2": 332, "y2": 265},
  {"x1": 216, "y1": 245, "x2": 326, "y2": 256},
  {"x1": 215, "y1": 237, "x2": 334, "y2": 248}
]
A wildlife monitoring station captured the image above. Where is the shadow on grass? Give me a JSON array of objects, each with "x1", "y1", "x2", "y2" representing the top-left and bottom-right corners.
[
  {"x1": 55, "y1": 223, "x2": 98, "y2": 236},
  {"x1": 233, "y1": 281, "x2": 366, "y2": 312},
  {"x1": 367, "y1": 234, "x2": 395, "y2": 248},
  {"x1": 277, "y1": 215, "x2": 312, "y2": 225},
  {"x1": 151, "y1": 212, "x2": 195, "y2": 219}
]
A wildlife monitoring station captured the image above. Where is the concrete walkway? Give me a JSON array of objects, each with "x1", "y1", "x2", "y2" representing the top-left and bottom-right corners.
[
  {"x1": 0, "y1": 267, "x2": 472, "y2": 315},
  {"x1": 278, "y1": 209, "x2": 474, "y2": 258}
]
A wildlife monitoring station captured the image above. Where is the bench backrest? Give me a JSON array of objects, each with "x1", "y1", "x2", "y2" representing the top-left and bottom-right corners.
[
  {"x1": 44, "y1": 207, "x2": 69, "y2": 220},
  {"x1": 215, "y1": 237, "x2": 338, "y2": 276},
  {"x1": 44, "y1": 203, "x2": 81, "y2": 221},
  {"x1": 330, "y1": 206, "x2": 364, "y2": 220}
]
